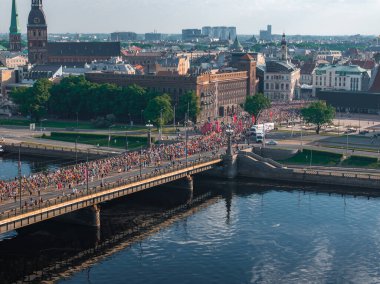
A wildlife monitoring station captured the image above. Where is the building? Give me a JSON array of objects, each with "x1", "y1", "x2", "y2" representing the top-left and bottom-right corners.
[
  {"x1": 156, "y1": 55, "x2": 190, "y2": 75},
  {"x1": 85, "y1": 53, "x2": 257, "y2": 122},
  {"x1": 259, "y1": 25, "x2": 272, "y2": 42},
  {"x1": 85, "y1": 57, "x2": 135, "y2": 74},
  {"x1": 27, "y1": 0, "x2": 121, "y2": 66},
  {"x1": 145, "y1": 33, "x2": 162, "y2": 41},
  {"x1": 9, "y1": 0, "x2": 21, "y2": 52},
  {"x1": 46, "y1": 42, "x2": 121, "y2": 66},
  {"x1": 312, "y1": 64, "x2": 370, "y2": 95},
  {"x1": 201, "y1": 26, "x2": 236, "y2": 40},
  {"x1": 122, "y1": 51, "x2": 164, "y2": 74},
  {"x1": 21, "y1": 64, "x2": 62, "y2": 83},
  {"x1": 182, "y1": 29, "x2": 202, "y2": 41},
  {"x1": 110, "y1": 32, "x2": 137, "y2": 42},
  {"x1": 317, "y1": 90, "x2": 380, "y2": 114},
  {"x1": 27, "y1": 0, "x2": 48, "y2": 64},
  {"x1": 0, "y1": 52, "x2": 28, "y2": 69},
  {"x1": 0, "y1": 68, "x2": 17, "y2": 96},
  {"x1": 263, "y1": 34, "x2": 301, "y2": 101},
  {"x1": 314, "y1": 50, "x2": 342, "y2": 63},
  {"x1": 300, "y1": 62, "x2": 316, "y2": 85}
]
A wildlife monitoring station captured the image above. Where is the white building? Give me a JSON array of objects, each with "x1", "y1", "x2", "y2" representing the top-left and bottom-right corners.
[
  {"x1": 263, "y1": 34, "x2": 301, "y2": 101},
  {"x1": 0, "y1": 51, "x2": 28, "y2": 69},
  {"x1": 312, "y1": 64, "x2": 371, "y2": 95}
]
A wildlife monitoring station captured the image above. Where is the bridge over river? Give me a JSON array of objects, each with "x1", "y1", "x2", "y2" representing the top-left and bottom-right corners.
[{"x1": 3, "y1": 138, "x2": 380, "y2": 235}]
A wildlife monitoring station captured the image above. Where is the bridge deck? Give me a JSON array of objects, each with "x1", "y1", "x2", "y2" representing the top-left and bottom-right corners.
[{"x1": 0, "y1": 158, "x2": 222, "y2": 234}]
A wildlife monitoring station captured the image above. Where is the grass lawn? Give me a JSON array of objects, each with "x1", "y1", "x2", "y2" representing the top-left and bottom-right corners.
[
  {"x1": 283, "y1": 149, "x2": 343, "y2": 166},
  {"x1": 341, "y1": 156, "x2": 380, "y2": 169},
  {"x1": 0, "y1": 118, "x2": 146, "y2": 131},
  {"x1": 42, "y1": 132, "x2": 147, "y2": 150}
]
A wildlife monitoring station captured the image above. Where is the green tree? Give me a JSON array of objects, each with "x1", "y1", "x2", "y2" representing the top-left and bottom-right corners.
[
  {"x1": 11, "y1": 79, "x2": 52, "y2": 122},
  {"x1": 177, "y1": 91, "x2": 200, "y2": 123},
  {"x1": 144, "y1": 94, "x2": 174, "y2": 127},
  {"x1": 301, "y1": 101, "x2": 335, "y2": 134},
  {"x1": 243, "y1": 93, "x2": 271, "y2": 124}
]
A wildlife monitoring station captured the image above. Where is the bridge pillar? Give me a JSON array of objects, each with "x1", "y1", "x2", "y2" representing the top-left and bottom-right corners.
[
  {"x1": 223, "y1": 154, "x2": 238, "y2": 179},
  {"x1": 56, "y1": 204, "x2": 101, "y2": 228},
  {"x1": 90, "y1": 204, "x2": 101, "y2": 228}
]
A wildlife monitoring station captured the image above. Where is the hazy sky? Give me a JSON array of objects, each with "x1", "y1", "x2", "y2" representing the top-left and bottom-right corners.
[{"x1": 0, "y1": 0, "x2": 379, "y2": 35}]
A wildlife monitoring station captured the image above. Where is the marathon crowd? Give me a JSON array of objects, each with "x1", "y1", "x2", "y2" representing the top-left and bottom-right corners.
[{"x1": 0, "y1": 133, "x2": 226, "y2": 206}]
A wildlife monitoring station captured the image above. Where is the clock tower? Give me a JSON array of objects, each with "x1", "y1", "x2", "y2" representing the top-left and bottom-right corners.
[{"x1": 27, "y1": 0, "x2": 47, "y2": 64}]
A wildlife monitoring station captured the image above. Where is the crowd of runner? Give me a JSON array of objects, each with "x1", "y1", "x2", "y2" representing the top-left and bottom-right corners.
[{"x1": 0, "y1": 133, "x2": 227, "y2": 205}]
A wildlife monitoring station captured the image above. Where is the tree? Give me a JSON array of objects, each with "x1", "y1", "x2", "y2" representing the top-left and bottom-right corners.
[
  {"x1": 301, "y1": 101, "x2": 335, "y2": 134},
  {"x1": 177, "y1": 91, "x2": 200, "y2": 123},
  {"x1": 144, "y1": 94, "x2": 174, "y2": 127},
  {"x1": 11, "y1": 79, "x2": 52, "y2": 122},
  {"x1": 243, "y1": 93, "x2": 271, "y2": 124}
]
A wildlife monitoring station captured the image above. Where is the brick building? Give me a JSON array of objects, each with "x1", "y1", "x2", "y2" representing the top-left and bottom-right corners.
[
  {"x1": 86, "y1": 52, "x2": 256, "y2": 122},
  {"x1": 27, "y1": 0, "x2": 120, "y2": 65}
]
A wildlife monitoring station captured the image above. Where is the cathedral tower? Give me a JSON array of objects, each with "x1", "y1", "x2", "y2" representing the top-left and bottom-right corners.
[
  {"x1": 27, "y1": 0, "x2": 48, "y2": 64},
  {"x1": 9, "y1": 0, "x2": 21, "y2": 52}
]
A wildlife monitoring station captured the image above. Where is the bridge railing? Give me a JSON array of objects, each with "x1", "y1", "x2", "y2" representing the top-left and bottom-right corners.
[
  {"x1": 293, "y1": 168, "x2": 380, "y2": 181},
  {"x1": 0, "y1": 155, "x2": 221, "y2": 221}
]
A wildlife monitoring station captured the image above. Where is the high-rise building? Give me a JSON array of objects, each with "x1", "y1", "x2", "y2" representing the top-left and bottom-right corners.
[
  {"x1": 27, "y1": 0, "x2": 48, "y2": 64},
  {"x1": 110, "y1": 32, "x2": 137, "y2": 42},
  {"x1": 259, "y1": 25, "x2": 272, "y2": 42},
  {"x1": 201, "y1": 26, "x2": 237, "y2": 40},
  {"x1": 182, "y1": 29, "x2": 202, "y2": 41},
  {"x1": 9, "y1": 0, "x2": 21, "y2": 52}
]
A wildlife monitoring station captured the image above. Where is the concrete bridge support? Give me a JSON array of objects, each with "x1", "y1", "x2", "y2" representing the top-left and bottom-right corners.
[
  {"x1": 165, "y1": 175, "x2": 194, "y2": 203},
  {"x1": 223, "y1": 154, "x2": 238, "y2": 179},
  {"x1": 57, "y1": 204, "x2": 101, "y2": 228}
]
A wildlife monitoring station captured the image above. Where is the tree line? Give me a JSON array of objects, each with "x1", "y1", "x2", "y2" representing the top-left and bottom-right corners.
[{"x1": 10, "y1": 76, "x2": 200, "y2": 127}]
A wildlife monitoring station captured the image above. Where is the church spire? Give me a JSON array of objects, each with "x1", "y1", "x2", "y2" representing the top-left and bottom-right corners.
[
  {"x1": 10, "y1": 0, "x2": 20, "y2": 35},
  {"x1": 9, "y1": 0, "x2": 21, "y2": 52}
]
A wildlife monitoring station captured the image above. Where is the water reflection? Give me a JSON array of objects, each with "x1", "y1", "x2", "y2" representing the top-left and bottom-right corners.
[
  {"x1": 0, "y1": 154, "x2": 72, "y2": 181},
  {"x1": 1, "y1": 178, "x2": 380, "y2": 283}
]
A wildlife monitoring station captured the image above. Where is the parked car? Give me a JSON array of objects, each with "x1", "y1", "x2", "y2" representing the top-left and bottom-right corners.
[{"x1": 359, "y1": 130, "x2": 369, "y2": 135}]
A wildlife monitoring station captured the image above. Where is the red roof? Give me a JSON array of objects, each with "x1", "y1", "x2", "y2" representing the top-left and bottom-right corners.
[
  {"x1": 240, "y1": 54, "x2": 254, "y2": 61},
  {"x1": 350, "y1": 60, "x2": 376, "y2": 70},
  {"x1": 300, "y1": 62, "x2": 316, "y2": 75}
]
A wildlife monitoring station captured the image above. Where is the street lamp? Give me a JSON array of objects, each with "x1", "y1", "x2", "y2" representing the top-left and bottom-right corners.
[
  {"x1": 18, "y1": 143, "x2": 22, "y2": 210},
  {"x1": 141, "y1": 110, "x2": 144, "y2": 124},
  {"x1": 146, "y1": 120, "x2": 153, "y2": 148},
  {"x1": 225, "y1": 124, "x2": 234, "y2": 156},
  {"x1": 159, "y1": 108, "x2": 163, "y2": 143}
]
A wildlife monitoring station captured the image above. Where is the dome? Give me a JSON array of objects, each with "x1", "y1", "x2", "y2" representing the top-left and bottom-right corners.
[{"x1": 28, "y1": 8, "x2": 47, "y2": 26}]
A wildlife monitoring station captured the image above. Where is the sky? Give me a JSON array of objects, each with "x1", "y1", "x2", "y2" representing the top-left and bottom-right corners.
[{"x1": 0, "y1": 0, "x2": 379, "y2": 35}]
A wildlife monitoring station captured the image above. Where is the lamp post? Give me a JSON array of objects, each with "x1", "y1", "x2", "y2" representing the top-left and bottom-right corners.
[
  {"x1": 139, "y1": 146, "x2": 143, "y2": 178},
  {"x1": 141, "y1": 110, "x2": 144, "y2": 124},
  {"x1": 173, "y1": 104, "x2": 176, "y2": 129},
  {"x1": 86, "y1": 149, "x2": 89, "y2": 194},
  {"x1": 159, "y1": 108, "x2": 163, "y2": 143},
  {"x1": 226, "y1": 124, "x2": 234, "y2": 156},
  {"x1": 125, "y1": 131, "x2": 129, "y2": 151},
  {"x1": 146, "y1": 120, "x2": 153, "y2": 148},
  {"x1": 18, "y1": 144, "x2": 22, "y2": 210},
  {"x1": 75, "y1": 136, "x2": 79, "y2": 165}
]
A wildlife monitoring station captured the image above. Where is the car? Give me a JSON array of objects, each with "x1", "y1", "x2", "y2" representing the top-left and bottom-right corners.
[
  {"x1": 359, "y1": 130, "x2": 369, "y2": 135},
  {"x1": 266, "y1": 140, "x2": 278, "y2": 146}
]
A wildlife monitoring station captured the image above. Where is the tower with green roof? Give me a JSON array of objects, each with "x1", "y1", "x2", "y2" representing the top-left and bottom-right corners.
[{"x1": 9, "y1": 0, "x2": 21, "y2": 52}]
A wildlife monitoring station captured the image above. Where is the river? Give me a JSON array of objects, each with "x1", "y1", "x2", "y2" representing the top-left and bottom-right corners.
[{"x1": 1, "y1": 159, "x2": 380, "y2": 283}]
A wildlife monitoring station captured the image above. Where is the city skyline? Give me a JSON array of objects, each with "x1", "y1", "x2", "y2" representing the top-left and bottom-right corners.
[{"x1": 0, "y1": 0, "x2": 378, "y2": 36}]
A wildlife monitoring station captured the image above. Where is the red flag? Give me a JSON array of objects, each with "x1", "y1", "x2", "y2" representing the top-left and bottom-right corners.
[
  {"x1": 270, "y1": 111, "x2": 273, "y2": 119},
  {"x1": 233, "y1": 114, "x2": 237, "y2": 124},
  {"x1": 252, "y1": 115, "x2": 255, "y2": 124}
]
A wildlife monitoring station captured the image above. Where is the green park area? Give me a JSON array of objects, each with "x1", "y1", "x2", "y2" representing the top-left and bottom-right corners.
[
  {"x1": 282, "y1": 149, "x2": 380, "y2": 169},
  {"x1": 283, "y1": 149, "x2": 342, "y2": 166},
  {"x1": 341, "y1": 156, "x2": 380, "y2": 169},
  {"x1": 42, "y1": 132, "x2": 147, "y2": 150}
]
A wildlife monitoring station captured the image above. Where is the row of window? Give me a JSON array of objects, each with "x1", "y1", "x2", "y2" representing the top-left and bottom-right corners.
[
  {"x1": 266, "y1": 75, "x2": 289, "y2": 80},
  {"x1": 265, "y1": 82, "x2": 290, "y2": 91}
]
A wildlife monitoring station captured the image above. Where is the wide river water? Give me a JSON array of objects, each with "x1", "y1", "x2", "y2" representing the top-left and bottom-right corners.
[{"x1": 1, "y1": 159, "x2": 380, "y2": 283}]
